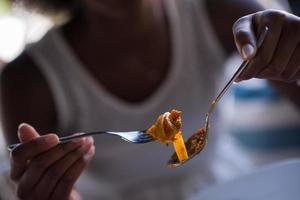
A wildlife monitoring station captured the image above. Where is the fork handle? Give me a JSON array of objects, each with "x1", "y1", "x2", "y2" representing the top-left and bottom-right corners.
[
  {"x1": 215, "y1": 59, "x2": 249, "y2": 104},
  {"x1": 59, "y1": 131, "x2": 107, "y2": 142},
  {"x1": 214, "y1": 26, "x2": 269, "y2": 104},
  {"x1": 7, "y1": 131, "x2": 107, "y2": 152}
]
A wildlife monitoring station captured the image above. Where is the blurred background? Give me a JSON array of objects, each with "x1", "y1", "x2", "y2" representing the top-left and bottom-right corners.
[
  {"x1": 0, "y1": 0, "x2": 53, "y2": 167},
  {"x1": 214, "y1": 0, "x2": 300, "y2": 182},
  {"x1": 0, "y1": 0, "x2": 299, "y2": 199}
]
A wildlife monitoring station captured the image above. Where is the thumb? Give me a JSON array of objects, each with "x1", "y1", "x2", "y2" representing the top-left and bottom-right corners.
[
  {"x1": 18, "y1": 123, "x2": 40, "y2": 143},
  {"x1": 233, "y1": 14, "x2": 257, "y2": 60}
]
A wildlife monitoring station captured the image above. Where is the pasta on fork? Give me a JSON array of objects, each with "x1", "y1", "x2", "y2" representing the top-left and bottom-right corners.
[{"x1": 147, "y1": 109, "x2": 189, "y2": 162}]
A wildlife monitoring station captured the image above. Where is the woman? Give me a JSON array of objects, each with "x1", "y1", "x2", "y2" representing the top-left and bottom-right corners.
[{"x1": 1, "y1": 0, "x2": 300, "y2": 199}]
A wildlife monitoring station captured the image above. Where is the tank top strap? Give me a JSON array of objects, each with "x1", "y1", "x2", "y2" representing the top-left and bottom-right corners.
[{"x1": 25, "y1": 27, "x2": 83, "y2": 133}]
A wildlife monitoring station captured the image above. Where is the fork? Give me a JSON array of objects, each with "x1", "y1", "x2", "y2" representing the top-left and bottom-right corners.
[
  {"x1": 204, "y1": 26, "x2": 269, "y2": 133},
  {"x1": 167, "y1": 27, "x2": 269, "y2": 167},
  {"x1": 7, "y1": 130, "x2": 155, "y2": 152}
]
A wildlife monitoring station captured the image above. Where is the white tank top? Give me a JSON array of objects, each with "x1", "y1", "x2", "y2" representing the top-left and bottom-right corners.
[{"x1": 27, "y1": 0, "x2": 225, "y2": 199}]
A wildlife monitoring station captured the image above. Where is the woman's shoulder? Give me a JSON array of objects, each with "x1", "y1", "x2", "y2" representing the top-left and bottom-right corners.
[
  {"x1": 1, "y1": 52, "x2": 45, "y2": 92},
  {"x1": 0, "y1": 52, "x2": 57, "y2": 136}
]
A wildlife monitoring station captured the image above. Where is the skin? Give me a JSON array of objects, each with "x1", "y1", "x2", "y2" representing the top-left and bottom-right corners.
[
  {"x1": 10, "y1": 123, "x2": 94, "y2": 200},
  {"x1": 208, "y1": 1, "x2": 300, "y2": 109},
  {"x1": 1, "y1": 0, "x2": 300, "y2": 199}
]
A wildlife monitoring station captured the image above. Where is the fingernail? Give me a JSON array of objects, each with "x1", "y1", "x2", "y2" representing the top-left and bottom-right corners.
[
  {"x1": 17, "y1": 123, "x2": 35, "y2": 139},
  {"x1": 79, "y1": 142, "x2": 92, "y2": 154},
  {"x1": 45, "y1": 134, "x2": 59, "y2": 144},
  {"x1": 85, "y1": 137, "x2": 94, "y2": 144},
  {"x1": 18, "y1": 123, "x2": 34, "y2": 132},
  {"x1": 242, "y1": 44, "x2": 255, "y2": 60},
  {"x1": 18, "y1": 123, "x2": 30, "y2": 130},
  {"x1": 85, "y1": 146, "x2": 95, "y2": 159},
  {"x1": 88, "y1": 146, "x2": 95, "y2": 155}
]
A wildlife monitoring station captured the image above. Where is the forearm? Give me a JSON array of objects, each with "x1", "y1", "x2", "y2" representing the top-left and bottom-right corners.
[
  {"x1": 205, "y1": 0, "x2": 264, "y2": 54},
  {"x1": 207, "y1": 0, "x2": 300, "y2": 111}
]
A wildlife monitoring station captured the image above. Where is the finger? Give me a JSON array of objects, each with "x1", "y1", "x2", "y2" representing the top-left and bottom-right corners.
[
  {"x1": 233, "y1": 14, "x2": 257, "y2": 60},
  {"x1": 34, "y1": 138, "x2": 94, "y2": 200},
  {"x1": 70, "y1": 189, "x2": 82, "y2": 200},
  {"x1": 258, "y1": 15, "x2": 300, "y2": 80},
  {"x1": 17, "y1": 138, "x2": 86, "y2": 198},
  {"x1": 18, "y1": 123, "x2": 40, "y2": 143},
  {"x1": 282, "y1": 43, "x2": 300, "y2": 81},
  {"x1": 10, "y1": 134, "x2": 59, "y2": 181},
  {"x1": 240, "y1": 10, "x2": 285, "y2": 80},
  {"x1": 50, "y1": 146, "x2": 95, "y2": 200}
]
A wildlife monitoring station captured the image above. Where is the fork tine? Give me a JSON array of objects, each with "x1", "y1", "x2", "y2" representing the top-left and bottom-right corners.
[
  {"x1": 137, "y1": 136, "x2": 154, "y2": 142},
  {"x1": 138, "y1": 134, "x2": 152, "y2": 139},
  {"x1": 135, "y1": 133, "x2": 155, "y2": 143},
  {"x1": 135, "y1": 138, "x2": 154, "y2": 143}
]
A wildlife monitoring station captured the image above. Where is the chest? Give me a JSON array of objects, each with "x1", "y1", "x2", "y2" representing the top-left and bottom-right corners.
[{"x1": 82, "y1": 42, "x2": 171, "y2": 103}]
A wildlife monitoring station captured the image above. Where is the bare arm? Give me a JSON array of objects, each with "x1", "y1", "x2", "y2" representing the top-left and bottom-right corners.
[
  {"x1": 0, "y1": 53, "x2": 94, "y2": 200},
  {"x1": 205, "y1": 0, "x2": 300, "y2": 110},
  {"x1": 205, "y1": 0, "x2": 264, "y2": 54},
  {"x1": 0, "y1": 52, "x2": 57, "y2": 144}
]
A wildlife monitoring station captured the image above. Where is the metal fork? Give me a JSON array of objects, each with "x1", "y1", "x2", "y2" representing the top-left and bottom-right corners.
[
  {"x1": 204, "y1": 26, "x2": 269, "y2": 133},
  {"x1": 7, "y1": 130, "x2": 155, "y2": 152},
  {"x1": 168, "y1": 27, "x2": 269, "y2": 168}
]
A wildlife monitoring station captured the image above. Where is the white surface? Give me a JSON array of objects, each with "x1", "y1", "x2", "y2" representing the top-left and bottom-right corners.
[{"x1": 189, "y1": 159, "x2": 300, "y2": 200}]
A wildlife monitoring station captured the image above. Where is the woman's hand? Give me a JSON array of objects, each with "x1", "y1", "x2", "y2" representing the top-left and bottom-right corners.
[
  {"x1": 233, "y1": 9, "x2": 300, "y2": 82},
  {"x1": 10, "y1": 123, "x2": 95, "y2": 200}
]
